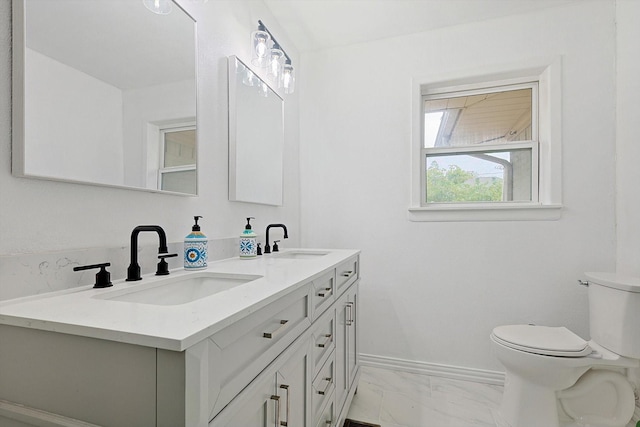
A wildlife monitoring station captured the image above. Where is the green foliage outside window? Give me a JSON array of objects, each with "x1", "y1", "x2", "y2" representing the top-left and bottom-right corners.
[{"x1": 426, "y1": 161, "x2": 503, "y2": 203}]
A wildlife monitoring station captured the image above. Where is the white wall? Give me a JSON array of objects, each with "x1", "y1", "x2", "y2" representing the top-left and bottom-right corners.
[
  {"x1": 0, "y1": 2, "x2": 300, "y2": 266},
  {"x1": 300, "y1": 1, "x2": 617, "y2": 371},
  {"x1": 615, "y1": 0, "x2": 640, "y2": 401},
  {"x1": 24, "y1": 48, "x2": 124, "y2": 185},
  {"x1": 122, "y1": 79, "x2": 196, "y2": 188},
  {"x1": 616, "y1": 0, "x2": 640, "y2": 277}
]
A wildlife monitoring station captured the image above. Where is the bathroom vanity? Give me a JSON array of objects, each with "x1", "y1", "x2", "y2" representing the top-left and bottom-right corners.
[{"x1": 0, "y1": 249, "x2": 360, "y2": 427}]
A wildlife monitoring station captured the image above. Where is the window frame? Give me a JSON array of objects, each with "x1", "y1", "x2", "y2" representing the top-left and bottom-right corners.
[
  {"x1": 409, "y1": 58, "x2": 563, "y2": 222},
  {"x1": 158, "y1": 123, "x2": 196, "y2": 192},
  {"x1": 421, "y1": 82, "x2": 540, "y2": 205}
]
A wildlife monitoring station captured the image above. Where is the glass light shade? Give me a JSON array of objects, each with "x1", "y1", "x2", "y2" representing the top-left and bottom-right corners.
[
  {"x1": 258, "y1": 81, "x2": 269, "y2": 98},
  {"x1": 242, "y1": 69, "x2": 257, "y2": 87},
  {"x1": 251, "y1": 30, "x2": 271, "y2": 67},
  {"x1": 281, "y1": 64, "x2": 295, "y2": 94},
  {"x1": 267, "y1": 48, "x2": 284, "y2": 82},
  {"x1": 143, "y1": 0, "x2": 172, "y2": 15}
]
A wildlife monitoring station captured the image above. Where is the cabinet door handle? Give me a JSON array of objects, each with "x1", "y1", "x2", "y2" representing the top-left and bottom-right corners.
[
  {"x1": 279, "y1": 384, "x2": 290, "y2": 426},
  {"x1": 317, "y1": 377, "x2": 333, "y2": 395},
  {"x1": 346, "y1": 302, "x2": 354, "y2": 326},
  {"x1": 270, "y1": 395, "x2": 280, "y2": 427},
  {"x1": 263, "y1": 320, "x2": 289, "y2": 339},
  {"x1": 317, "y1": 333, "x2": 333, "y2": 348},
  {"x1": 318, "y1": 287, "x2": 333, "y2": 298},
  {"x1": 341, "y1": 270, "x2": 354, "y2": 278}
]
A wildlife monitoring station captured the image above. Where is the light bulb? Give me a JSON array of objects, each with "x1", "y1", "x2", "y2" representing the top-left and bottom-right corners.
[
  {"x1": 258, "y1": 82, "x2": 269, "y2": 98},
  {"x1": 251, "y1": 30, "x2": 270, "y2": 67},
  {"x1": 282, "y1": 64, "x2": 295, "y2": 94},
  {"x1": 267, "y1": 48, "x2": 284, "y2": 82},
  {"x1": 143, "y1": 0, "x2": 172, "y2": 15},
  {"x1": 242, "y1": 69, "x2": 257, "y2": 87}
]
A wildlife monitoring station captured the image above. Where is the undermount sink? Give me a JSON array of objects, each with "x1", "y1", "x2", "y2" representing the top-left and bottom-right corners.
[
  {"x1": 94, "y1": 272, "x2": 262, "y2": 306},
  {"x1": 271, "y1": 250, "x2": 330, "y2": 260}
]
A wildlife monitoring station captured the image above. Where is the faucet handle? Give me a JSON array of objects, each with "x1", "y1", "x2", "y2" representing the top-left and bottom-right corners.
[
  {"x1": 156, "y1": 253, "x2": 178, "y2": 276},
  {"x1": 257, "y1": 243, "x2": 262, "y2": 256},
  {"x1": 273, "y1": 240, "x2": 281, "y2": 252},
  {"x1": 73, "y1": 263, "x2": 113, "y2": 288}
]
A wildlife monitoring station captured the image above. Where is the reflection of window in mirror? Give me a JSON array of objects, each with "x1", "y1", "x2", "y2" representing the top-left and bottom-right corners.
[{"x1": 158, "y1": 124, "x2": 196, "y2": 194}]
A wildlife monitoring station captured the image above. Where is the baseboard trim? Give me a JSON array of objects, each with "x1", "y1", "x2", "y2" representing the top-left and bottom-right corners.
[
  {"x1": 359, "y1": 353, "x2": 505, "y2": 386},
  {"x1": 0, "y1": 399, "x2": 99, "y2": 427}
]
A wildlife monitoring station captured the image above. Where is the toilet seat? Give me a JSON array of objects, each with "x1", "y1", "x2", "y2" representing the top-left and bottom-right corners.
[{"x1": 492, "y1": 325, "x2": 593, "y2": 357}]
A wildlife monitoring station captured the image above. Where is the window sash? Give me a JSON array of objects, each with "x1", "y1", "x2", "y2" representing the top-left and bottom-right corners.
[
  {"x1": 421, "y1": 82, "x2": 539, "y2": 206},
  {"x1": 422, "y1": 142, "x2": 539, "y2": 205}
]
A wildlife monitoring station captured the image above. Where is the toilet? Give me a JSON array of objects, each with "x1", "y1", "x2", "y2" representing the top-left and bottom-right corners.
[{"x1": 491, "y1": 272, "x2": 640, "y2": 427}]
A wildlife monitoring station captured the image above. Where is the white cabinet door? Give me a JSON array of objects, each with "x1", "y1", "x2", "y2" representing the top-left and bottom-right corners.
[
  {"x1": 211, "y1": 371, "x2": 277, "y2": 427},
  {"x1": 345, "y1": 282, "x2": 359, "y2": 388},
  {"x1": 334, "y1": 291, "x2": 348, "y2": 409},
  {"x1": 276, "y1": 339, "x2": 312, "y2": 427},
  {"x1": 334, "y1": 281, "x2": 359, "y2": 418},
  {"x1": 211, "y1": 338, "x2": 312, "y2": 427}
]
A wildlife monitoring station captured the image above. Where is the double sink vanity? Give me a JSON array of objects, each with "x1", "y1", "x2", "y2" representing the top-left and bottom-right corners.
[{"x1": 0, "y1": 249, "x2": 361, "y2": 427}]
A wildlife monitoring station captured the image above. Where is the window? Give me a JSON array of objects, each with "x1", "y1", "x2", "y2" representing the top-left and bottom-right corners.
[
  {"x1": 422, "y1": 83, "x2": 538, "y2": 204},
  {"x1": 158, "y1": 124, "x2": 196, "y2": 194},
  {"x1": 410, "y1": 60, "x2": 563, "y2": 221}
]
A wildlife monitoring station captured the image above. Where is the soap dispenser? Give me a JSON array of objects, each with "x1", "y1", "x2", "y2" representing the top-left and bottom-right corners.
[
  {"x1": 239, "y1": 217, "x2": 257, "y2": 259},
  {"x1": 184, "y1": 216, "x2": 208, "y2": 270}
]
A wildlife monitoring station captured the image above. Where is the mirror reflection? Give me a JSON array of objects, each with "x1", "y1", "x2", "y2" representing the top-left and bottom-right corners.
[
  {"x1": 14, "y1": 0, "x2": 197, "y2": 195},
  {"x1": 228, "y1": 56, "x2": 284, "y2": 206}
]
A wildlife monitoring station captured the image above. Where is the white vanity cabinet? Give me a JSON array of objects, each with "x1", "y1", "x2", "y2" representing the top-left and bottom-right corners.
[
  {"x1": 209, "y1": 336, "x2": 313, "y2": 427},
  {"x1": 208, "y1": 256, "x2": 360, "y2": 427},
  {"x1": 0, "y1": 251, "x2": 360, "y2": 427}
]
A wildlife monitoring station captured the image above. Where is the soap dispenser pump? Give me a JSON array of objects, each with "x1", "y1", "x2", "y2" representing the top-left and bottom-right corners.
[
  {"x1": 239, "y1": 217, "x2": 257, "y2": 259},
  {"x1": 184, "y1": 216, "x2": 208, "y2": 270}
]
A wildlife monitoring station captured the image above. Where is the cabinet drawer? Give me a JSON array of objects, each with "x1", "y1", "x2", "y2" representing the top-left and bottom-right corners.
[
  {"x1": 335, "y1": 256, "x2": 358, "y2": 294},
  {"x1": 207, "y1": 284, "x2": 312, "y2": 419},
  {"x1": 312, "y1": 351, "x2": 335, "y2": 425},
  {"x1": 311, "y1": 308, "x2": 335, "y2": 377},
  {"x1": 311, "y1": 271, "x2": 335, "y2": 319},
  {"x1": 315, "y1": 391, "x2": 335, "y2": 427}
]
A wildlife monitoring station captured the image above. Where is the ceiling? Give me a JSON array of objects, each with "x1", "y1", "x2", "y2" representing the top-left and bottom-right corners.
[
  {"x1": 25, "y1": 0, "x2": 195, "y2": 90},
  {"x1": 263, "y1": 0, "x2": 580, "y2": 53}
]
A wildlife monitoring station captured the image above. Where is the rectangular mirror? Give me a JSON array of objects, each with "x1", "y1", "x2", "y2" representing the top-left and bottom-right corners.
[
  {"x1": 228, "y1": 56, "x2": 284, "y2": 206},
  {"x1": 12, "y1": 0, "x2": 198, "y2": 195}
]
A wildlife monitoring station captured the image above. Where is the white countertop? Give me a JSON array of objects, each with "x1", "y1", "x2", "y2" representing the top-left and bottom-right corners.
[{"x1": 0, "y1": 249, "x2": 359, "y2": 351}]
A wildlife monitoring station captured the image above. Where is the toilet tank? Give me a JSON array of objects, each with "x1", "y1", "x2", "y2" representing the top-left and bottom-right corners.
[{"x1": 586, "y1": 272, "x2": 640, "y2": 359}]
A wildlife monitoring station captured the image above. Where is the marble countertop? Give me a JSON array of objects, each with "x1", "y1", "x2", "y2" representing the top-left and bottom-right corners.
[{"x1": 0, "y1": 249, "x2": 359, "y2": 351}]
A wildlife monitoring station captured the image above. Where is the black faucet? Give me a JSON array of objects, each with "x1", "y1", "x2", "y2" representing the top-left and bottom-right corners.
[
  {"x1": 126, "y1": 225, "x2": 168, "y2": 281},
  {"x1": 264, "y1": 224, "x2": 288, "y2": 254}
]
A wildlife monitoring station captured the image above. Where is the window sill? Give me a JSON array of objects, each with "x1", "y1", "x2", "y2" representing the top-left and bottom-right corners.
[{"x1": 407, "y1": 203, "x2": 563, "y2": 222}]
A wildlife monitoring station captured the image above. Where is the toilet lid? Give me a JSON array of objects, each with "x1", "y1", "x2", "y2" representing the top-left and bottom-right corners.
[{"x1": 492, "y1": 325, "x2": 592, "y2": 357}]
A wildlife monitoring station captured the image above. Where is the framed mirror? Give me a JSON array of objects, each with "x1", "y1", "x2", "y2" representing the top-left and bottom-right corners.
[
  {"x1": 12, "y1": 0, "x2": 198, "y2": 195},
  {"x1": 228, "y1": 56, "x2": 284, "y2": 206}
]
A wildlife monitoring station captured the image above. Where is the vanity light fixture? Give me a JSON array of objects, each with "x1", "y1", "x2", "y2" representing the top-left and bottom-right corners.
[
  {"x1": 251, "y1": 20, "x2": 295, "y2": 94},
  {"x1": 143, "y1": 0, "x2": 172, "y2": 15}
]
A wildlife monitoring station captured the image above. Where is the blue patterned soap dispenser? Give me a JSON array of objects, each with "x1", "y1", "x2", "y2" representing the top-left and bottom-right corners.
[
  {"x1": 184, "y1": 216, "x2": 208, "y2": 270},
  {"x1": 239, "y1": 217, "x2": 257, "y2": 259}
]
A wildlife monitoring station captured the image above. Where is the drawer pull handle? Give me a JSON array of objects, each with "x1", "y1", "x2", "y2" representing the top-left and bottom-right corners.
[
  {"x1": 279, "y1": 384, "x2": 290, "y2": 427},
  {"x1": 270, "y1": 395, "x2": 280, "y2": 427},
  {"x1": 318, "y1": 377, "x2": 333, "y2": 395},
  {"x1": 341, "y1": 270, "x2": 354, "y2": 278},
  {"x1": 263, "y1": 320, "x2": 289, "y2": 339},
  {"x1": 346, "y1": 302, "x2": 354, "y2": 326},
  {"x1": 317, "y1": 333, "x2": 333, "y2": 348},
  {"x1": 318, "y1": 287, "x2": 333, "y2": 298}
]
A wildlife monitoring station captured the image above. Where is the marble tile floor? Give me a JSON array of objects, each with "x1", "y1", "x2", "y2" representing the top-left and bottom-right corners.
[
  {"x1": 346, "y1": 365, "x2": 503, "y2": 427},
  {"x1": 346, "y1": 366, "x2": 639, "y2": 427}
]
